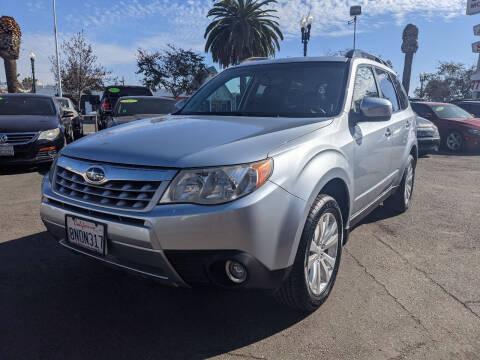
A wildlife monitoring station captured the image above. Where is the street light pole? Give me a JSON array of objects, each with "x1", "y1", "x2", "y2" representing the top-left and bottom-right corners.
[
  {"x1": 348, "y1": 6, "x2": 362, "y2": 51},
  {"x1": 53, "y1": 0, "x2": 62, "y2": 97},
  {"x1": 29, "y1": 52, "x2": 36, "y2": 93},
  {"x1": 300, "y1": 14, "x2": 313, "y2": 57}
]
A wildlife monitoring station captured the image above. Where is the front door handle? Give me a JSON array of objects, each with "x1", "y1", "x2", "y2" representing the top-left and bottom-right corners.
[
  {"x1": 385, "y1": 128, "x2": 392, "y2": 138},
  {"x1": 406, "y1": 120, "x2": 412, "y2": 129}
]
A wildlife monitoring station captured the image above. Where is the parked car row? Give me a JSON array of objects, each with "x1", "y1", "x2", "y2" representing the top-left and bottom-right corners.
[{"x1": 412, "y1": 101, "x2": 480, "y2": 153}]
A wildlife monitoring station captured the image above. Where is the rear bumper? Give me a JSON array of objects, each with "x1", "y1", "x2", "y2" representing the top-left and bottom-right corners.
[{"x1": 40, "y1": 175, "x2": 305, "y2": 290}]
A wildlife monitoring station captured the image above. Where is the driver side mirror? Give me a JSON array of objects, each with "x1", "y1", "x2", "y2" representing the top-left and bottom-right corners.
[
  {"x1": 175, "y1": 99, "x2": 187, "y2": 110},
  {"x1": 423, "y1": 112, "x2": 433, "y2": 119},
  {"x1": 360, "y1": 97, "x2": 392, "y2": 121}
]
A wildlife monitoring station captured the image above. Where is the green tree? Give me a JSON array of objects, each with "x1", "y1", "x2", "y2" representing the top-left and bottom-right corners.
[
  {"x1": 204, "y1": 0, "x2": 283, "y2": 68},
  {"x1": 50, "y1": 31, "x2": 110, "y2": 105},
  {"x1": 136, "y1": 44, "x2": 207, "y2": 98},
  {"x1": 414, "y1": 62, "x2": 475, "y2": 102}
]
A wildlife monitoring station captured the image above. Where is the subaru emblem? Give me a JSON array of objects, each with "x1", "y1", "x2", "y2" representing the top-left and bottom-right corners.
[
  {"x1": 85, "y1": 166, "x2": 106, "y2": 184},
  {"x1": 0, "y1": 134, "x2": 8, "y2": 144}
]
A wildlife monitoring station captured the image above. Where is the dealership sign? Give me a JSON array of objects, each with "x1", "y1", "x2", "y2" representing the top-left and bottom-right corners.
[
  {"x1": 471, "y1": 73, "x2": 480, "y2": 91},
  {"x1": 467, "y1": 0, "x2": 480, "y2": 15},
  {"x1": 475, "y1": 24, "x2": 480, "y2": 35},
  {"x1": 472, "y1": 41, "x2": 480, "y2": 52}
]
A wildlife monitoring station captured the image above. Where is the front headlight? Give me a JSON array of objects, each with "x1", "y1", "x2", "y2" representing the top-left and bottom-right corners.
[
  {"x1": 467, "y1": 128, "x2": 480, "y2": 136},
  {"x1": 160, "y1": 158, "x2": 273, "y2": 205},
  {"x1": 38, "y1": 128, "x2": 60, "y2": 140}
]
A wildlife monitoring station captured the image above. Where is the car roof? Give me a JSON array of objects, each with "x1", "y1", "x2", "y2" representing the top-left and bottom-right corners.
[
  {"x1": 234, "y1": 55, "x2": 395, "y2": 74},
  {"x1": 236, "y1": 56, "x2": 348, "y2": 68},
  {"x1": 0, "y1": 93, "x2": 53, "y2": 99},
  {"x1": 105, "y1": 85, "x2": 149, "y2": 89}
]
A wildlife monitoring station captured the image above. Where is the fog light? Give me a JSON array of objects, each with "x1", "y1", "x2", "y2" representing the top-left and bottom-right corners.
[{"x1": 225, "y1": 260, "x2": 247, "y2": 283}]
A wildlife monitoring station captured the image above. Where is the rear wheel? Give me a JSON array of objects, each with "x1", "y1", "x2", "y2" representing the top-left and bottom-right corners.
[
  {"x1": 384, "y1": 154, "x2": 415, "y2": 213},
  {"x1": 274, "y1": 194, "x2": 343, "y2": 312},
  {"x1": 445, "y1": 131, "x2": 464, "y2": 152}
]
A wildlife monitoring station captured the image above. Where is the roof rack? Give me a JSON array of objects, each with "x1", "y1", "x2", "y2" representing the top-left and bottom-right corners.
[{"x1": 345, "y1": 49, "x2": 392, "y2": 68}]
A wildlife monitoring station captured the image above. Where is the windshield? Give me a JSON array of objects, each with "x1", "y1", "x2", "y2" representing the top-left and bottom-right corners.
[
  {"x1": 114, "y1": 98, "x2": 176, "y2": 116},
  {"x1": 106, "y1": 87, "x2": 152, "y2": 97},
  {"x1": 431, "y1": 104, "x2": 472, "y2": 119},
  {"x1": 180, "y1": 62, "x2": 349, "y2": 118},
  {"x1": 0, "y1": 96, "x2": 56, "y2": 116}
]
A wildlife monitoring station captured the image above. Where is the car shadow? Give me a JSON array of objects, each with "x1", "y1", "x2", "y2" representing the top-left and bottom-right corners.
[
  {"x1": 0, "y1": 164, "x2": 50, "y2": 176},
  {"x1": 0, "y1": 232, "x2": 308, "y2": 360}
]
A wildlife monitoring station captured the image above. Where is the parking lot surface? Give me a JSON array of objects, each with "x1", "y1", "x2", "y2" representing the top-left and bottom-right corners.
[{"x1": 1, "y1": 154, "x2": 479, "y2": 360}]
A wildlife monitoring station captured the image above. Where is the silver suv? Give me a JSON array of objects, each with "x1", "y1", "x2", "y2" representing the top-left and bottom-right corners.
[{"x1": 40, "y1": 51, "x2": 417, "y2": 312}]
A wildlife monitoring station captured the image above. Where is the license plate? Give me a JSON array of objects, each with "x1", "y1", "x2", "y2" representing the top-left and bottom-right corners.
[
  {"x1": 65, "y1": 215, "x2": 106, "y2": 255},
  {"x1": 0, "y1": 145, "x2": 14, "y2": 156}
]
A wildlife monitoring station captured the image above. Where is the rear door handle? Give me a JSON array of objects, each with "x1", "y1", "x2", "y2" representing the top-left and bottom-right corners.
[
  {"x1": 406, "y1": 120, "x2": 412, "y2": 129},
  {"x1": 385, "y1": 128, "x2": 392, "y2": 138}
]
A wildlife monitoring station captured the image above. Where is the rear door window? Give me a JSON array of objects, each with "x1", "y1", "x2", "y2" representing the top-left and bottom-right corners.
[{"x1": 392, "y1": 76, "x2": 409, "y2": 110}]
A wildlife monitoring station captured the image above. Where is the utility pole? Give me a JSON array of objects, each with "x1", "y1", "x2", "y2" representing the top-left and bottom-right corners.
[{"x1": 53, "y1": 0, "x2": 62, "y2": 97}]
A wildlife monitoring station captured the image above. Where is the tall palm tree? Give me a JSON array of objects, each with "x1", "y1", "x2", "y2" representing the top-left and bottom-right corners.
[
  {"x1": 204, "y1": 0, "x2": 283, "y2": 68},
  {"x1": 0, "y1": 16, "x2": 21, "y2": 93}
]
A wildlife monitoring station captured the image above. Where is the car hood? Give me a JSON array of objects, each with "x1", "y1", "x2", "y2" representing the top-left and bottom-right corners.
[
  {"x1": 0, "y1": 115, "x2": 59, "y2": 132},
  {"x1": 442, "y1": 117, "x2": 480, "y2": 129},
  {"x1": 63, "y1": 114, "x2": 333, "y2": 168}
]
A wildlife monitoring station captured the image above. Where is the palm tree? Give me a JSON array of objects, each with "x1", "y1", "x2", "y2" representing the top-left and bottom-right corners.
[
  {"x1": 204, "y1": 0, "x2": 283, "y2": 68},
  {"x1": 0, "y1": 16, "x2": 21, "y2": 93}
]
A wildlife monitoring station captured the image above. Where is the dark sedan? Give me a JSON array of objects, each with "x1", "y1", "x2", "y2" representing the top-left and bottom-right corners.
[
  {"x1": 416, "y1": 116, "x2": 440, "y2": 155},
  {"x1": 106, "y1": 96, "x2": 176, "y2": 128},
  {"x1": 411, "y1": 101, "x2": 480, "y2": 152},
  {"x1": 0, "y1": 94, "x2": 66, "y2": 165}
]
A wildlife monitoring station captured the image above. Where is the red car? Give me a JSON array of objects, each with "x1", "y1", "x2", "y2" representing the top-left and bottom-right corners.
[{"x1": 411, "y1": 102, "x2": 480, "y2": 152}]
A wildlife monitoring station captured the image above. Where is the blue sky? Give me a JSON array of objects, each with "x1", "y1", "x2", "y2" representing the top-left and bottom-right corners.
[{"x1": 1, "y1": 0, "x2": 478, "y2": 95}]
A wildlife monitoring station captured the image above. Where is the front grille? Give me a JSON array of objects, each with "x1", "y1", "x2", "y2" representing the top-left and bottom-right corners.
[
  {"x1": 1, "y1": 132, "x2": 37, "y2": 145},
  {"x1": 54, "y1": 165, "x2": 162, "y2": 210}
]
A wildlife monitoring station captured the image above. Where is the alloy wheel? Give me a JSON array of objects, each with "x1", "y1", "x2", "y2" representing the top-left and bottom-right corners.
[
  {"x1": 304, "y1": 212, "x2": 339, "y2": 296},
  {"x1": 404, "y1": 162, "x2": 414, "y2": 206},
  {"x1": 446, "y1": 132, "x2": 462, "y2": 151}
]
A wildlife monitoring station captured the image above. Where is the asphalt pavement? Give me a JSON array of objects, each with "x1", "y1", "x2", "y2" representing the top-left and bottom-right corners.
[{"x1": 1, "y1": 154, "x2": 479, "y2": 360}]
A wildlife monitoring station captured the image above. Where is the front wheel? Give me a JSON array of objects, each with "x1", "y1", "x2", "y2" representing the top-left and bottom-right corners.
[
  {"x1": 384, "y1": 154, "x2": 415, "y2": 213},
  {"x1": 274, "y1": 194, "x2": 343, "y2": 312}
]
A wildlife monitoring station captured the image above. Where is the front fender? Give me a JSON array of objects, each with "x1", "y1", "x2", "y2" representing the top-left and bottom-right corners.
[{"x1": 270, "y1": 148, "x2": 353, "y2": 266}]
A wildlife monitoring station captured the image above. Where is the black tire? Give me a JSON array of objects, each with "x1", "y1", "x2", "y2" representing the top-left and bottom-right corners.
[
  {"x1": 384, "y1": 154, "x2": 415, "y2": 214},
  {"x1": 274, "y1": 194, "x2": 343, "y2": 312},
  {"x1": 444, "y1": 131, "x2": 464, "y2": 152}
]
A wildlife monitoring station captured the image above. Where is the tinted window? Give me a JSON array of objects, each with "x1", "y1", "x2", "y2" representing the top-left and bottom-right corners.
[
  {"x1": 352, "y1": 66, "x2": 379, "y2": 113},
  {"x1": 181, "y1": 62, "x2": 349, "y2": 118},
  {"x1": 411, "y1": 103, "x2": 433, "y2": 117},
  {"x1": 392, "y1": 76, "x2": 409, "y2": 110},
  {"x1": 0, "y1": 96, "x2": 56, "y2": 116},
  {"x1": 431, "y1": 104, "x2": 472, "y2": 119},
  {"x1": 376, "y1": 69, "x2": 399, "y2": 112},
  {"x1": 115, "y1": 98, "x2": 176, "y2": 116},
  {"x1": 106, "y1": 87, "x2": 152, "y2": 97}
]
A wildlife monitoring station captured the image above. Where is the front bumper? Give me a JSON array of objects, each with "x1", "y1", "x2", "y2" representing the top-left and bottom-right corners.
[
  {"x1": 40, "y1": 175, "x2": 305, "y2": 289},
  {"x1": 0, "y1": 135, "x2": 64, "y2": 165}
]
